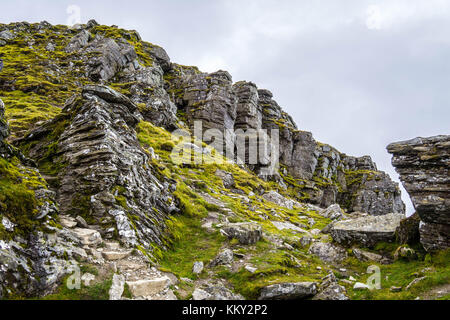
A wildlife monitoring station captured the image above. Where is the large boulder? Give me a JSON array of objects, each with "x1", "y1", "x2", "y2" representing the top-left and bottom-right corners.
[
  {"x1": 330, "y1": 213, "x2": 404, "y2": 247},
  {"x1": 308, "y1": 242, "x2": 348, "y2": 264},
  {"x1": 222, "y1": 222, "x2": 262, "y2": 245},
  {"x1": 210, "y1": 249, "x2": 234, "y2": 267},
  {"x1": 319, "y1": 204, "x2": 344, "y2": 221},
  {"x1": 388, "y1": 135, "x2": 450, "y2": 251},
  {"x1": 259, "y1": 282, "x2": 317, "y2": 300}
]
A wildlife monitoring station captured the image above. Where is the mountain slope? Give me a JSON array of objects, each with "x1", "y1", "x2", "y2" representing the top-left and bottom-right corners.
[{"x1": 0, "y1": 20, "x2": 448, "y2": 301}]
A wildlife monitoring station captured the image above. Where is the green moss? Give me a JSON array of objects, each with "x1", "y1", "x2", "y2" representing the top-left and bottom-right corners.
[
  {"x1": 159, "y1": 214, "x2": 225, "y2": 279},
  {"x1": 218, "y1": 240, "x2": 327, "y2": 299},
  {"x1": 344, "y1": 249, "x2": 450, "y2": 300},
  {"x1": 0, "y1": 156, "x2": 49, "y2": 239},
  {"x1": 37, "y1": 274, "x2": 113, "y2": 300}
]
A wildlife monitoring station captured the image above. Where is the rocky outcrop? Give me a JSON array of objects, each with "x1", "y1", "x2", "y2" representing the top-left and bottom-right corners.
[
  {"x1": 162, "y1": 60, "x2": 404, "y2": 216},
  {"x1": 330, "y1": 213, "x2": 404, "y2": 248},
  {"x1": 0, "y1": 90, "x2": 83, "y2": 298},
  {"x1": 388, "y1": 135, "x2": 450, "y2": 251},
  {"x1": 19, "y1": 85, "x2": 179, "y2": 252}
]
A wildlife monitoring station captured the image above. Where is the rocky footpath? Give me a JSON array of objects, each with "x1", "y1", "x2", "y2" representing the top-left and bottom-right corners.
[{"x1": 388, "y1": 136, "x2": 450, "y2": 251}]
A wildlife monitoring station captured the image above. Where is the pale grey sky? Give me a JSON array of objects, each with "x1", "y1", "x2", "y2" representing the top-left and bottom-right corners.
[{"x1": 2, "y1": 0, "x2": 450, "y2": 214}]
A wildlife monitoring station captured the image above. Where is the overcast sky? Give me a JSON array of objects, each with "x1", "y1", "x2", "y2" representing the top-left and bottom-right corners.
[{"x1": 2, "y1": 0, "x2": 450, "y2": 214}]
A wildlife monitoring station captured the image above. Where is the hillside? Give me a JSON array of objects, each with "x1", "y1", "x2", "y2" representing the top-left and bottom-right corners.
[{"x1": 0, "y1": 20, "x2": 448, "y2": 301}]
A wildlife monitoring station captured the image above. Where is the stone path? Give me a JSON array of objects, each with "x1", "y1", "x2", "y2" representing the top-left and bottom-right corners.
[{"x1": 59, "y1": 215, "x2": 178, "y2": 300}]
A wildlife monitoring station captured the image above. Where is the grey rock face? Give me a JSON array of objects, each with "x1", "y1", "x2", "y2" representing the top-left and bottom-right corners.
[
  {"x1": 21, "y1": 85, "x2": 178, "y2": 251},
  {"x1": 162, "y1": 61, "x2": 403, "y2": 217},
  {"x1": 65, "y1": 29, "x2": 176, "y2": 131},
  {"x1": 120, "y1": 64, "x2": 178, "y2": 130},
  {"x1": 233, "y1": 81, "x2": 261, "y2": 130},
  {"x1": 259, "y1": 282, "x2": 317, "y2": 300},
  {"x1": 85, "y1": 35, "x2": 138, "y2": 82},
  {"x1": 419, "y1": 221, "x2": 450, "y2": 252},
  {"x1": 181, "y1": 70, "x2": 237, "y2": 154},
  {"x1": 388, "y1": 135, "x2": 450, "y2": 251},
  {"x1": 330, "y1": 213, "x2": 404, "y2": 248},
  {"x1": 0, "y1": 226, "x2": 87, "y2": 298},
  {"x1": 147, "y1": 44, "x2": 171, "y2": 72},
  {"x1": 396, "y1": 212, "x2": 421, "y2": 245},
  {"x1": 65, "y1": 29, "x2": 90, "y2": 53},
  {"x1": 344, "y1": 170, "x2": 405, "y2": 216}
]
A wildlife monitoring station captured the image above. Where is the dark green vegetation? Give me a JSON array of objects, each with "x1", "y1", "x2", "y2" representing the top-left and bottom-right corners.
[{"x1": 0, "y1": 156, "x2": 52, "y2": 239}]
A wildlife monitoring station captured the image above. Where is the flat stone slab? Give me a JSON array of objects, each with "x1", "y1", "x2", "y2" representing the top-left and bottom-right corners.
[
  {"x1": 330, "y1": 213, "x2": 404, "y2": 247},
  {"x1": 126, "y1": 277, "x2": 170, "y2": 298},
  {"x1": 60, "y1": 217, "x2": 77, "y2": 229},
  {"x1": 272, "y1": 221, "x2": 307, "y2": 233}
]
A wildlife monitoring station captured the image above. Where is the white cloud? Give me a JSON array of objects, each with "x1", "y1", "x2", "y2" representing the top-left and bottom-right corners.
[
  {"x1": 365, "y1": 0, "x2": 450, "y2": 30},
  {"x1": 366, "y1": 5, "x2": 383, "y2": 30}
]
